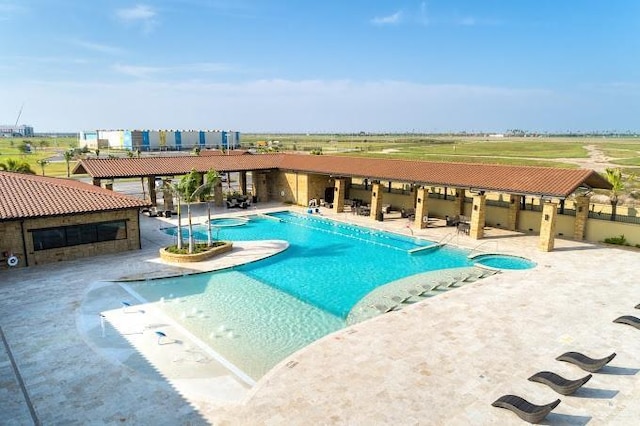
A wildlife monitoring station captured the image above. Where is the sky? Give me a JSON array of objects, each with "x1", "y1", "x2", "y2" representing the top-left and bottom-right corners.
[{"x1": 0, "y1": 0, "x2": 639, "y2": 133}]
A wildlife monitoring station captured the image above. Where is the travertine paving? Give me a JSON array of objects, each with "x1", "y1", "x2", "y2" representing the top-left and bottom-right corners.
[{"x1": 2, "y1": 203, "x2": 640, "y2": 425}]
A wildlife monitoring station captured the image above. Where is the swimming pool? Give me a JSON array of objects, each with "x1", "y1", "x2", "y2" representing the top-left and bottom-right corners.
[{"x1": 128, "y1": 211, "x2": 479, "y2": 380}]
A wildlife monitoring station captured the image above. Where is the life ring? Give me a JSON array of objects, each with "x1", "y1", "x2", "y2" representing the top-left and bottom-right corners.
[
  {"x1": 7, "y1": 256, "x2": 18, "y2": 267},
  {"x1": 422, "y1": 216, "x2": 429, "y2": 223}
]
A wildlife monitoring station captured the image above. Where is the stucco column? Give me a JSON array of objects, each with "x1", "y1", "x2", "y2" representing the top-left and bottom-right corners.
[
  {"x1": 147, "y1": 176, "x2": 157, "y2": 206},
  {"x1": 469, "y1": 193, "x2": 486, "y2": 239},
  {"x1": 573, "y1": 196, "x2": 590, "y2": 241},
  {"x1": 370, "y1": 181, "x2": 383, "y2": 220},
  {"x1": 239, "y1": 171, "x2": 247, "y2": 195},
  {"x1": 455, "y1": 189, "x2": 466, "y2": 216},
  {"x1": 333, "y1": 178, "x2": 346, "y2": 213},
  {"x1": 539, "y1": 201, "x2": 558, "y2": 252},
  {"x1": 414, "y1": 187, "x2": 429, "y2": 229},
  {"x1": 411, "y1": 185, "x2": 418, "y2": 208},
  {"x1": 507, "y1": 194, "x2": 521, "y2": 231},
  {"x1": 163, "y1": 180, "x2": 174, "y2": 211},
  {"x1": 214, "y1": 182, "x2": 223, "y2": 207}
]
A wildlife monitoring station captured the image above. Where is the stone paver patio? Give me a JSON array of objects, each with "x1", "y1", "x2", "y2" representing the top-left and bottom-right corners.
[{"x1": 2, "y1": 203, "x2": 640, "y2": 425}]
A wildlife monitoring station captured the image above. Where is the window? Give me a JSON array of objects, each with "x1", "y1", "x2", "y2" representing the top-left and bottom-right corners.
[{"x1": 32, "y1": 220, "x2": 127, "y2": 251}]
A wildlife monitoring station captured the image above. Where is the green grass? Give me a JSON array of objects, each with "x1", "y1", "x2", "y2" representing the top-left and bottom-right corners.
[{"x1": 0, "y1": 137, "x2": 79, "y2": 177}]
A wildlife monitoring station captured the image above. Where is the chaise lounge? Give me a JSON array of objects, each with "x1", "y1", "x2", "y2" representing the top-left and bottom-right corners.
[
  {"x1": 555, "y1": 351, "x2": 616, "y2": 372},
  {"x1": 613, "y1": 315, "x2": 640, "y2": 330},
  {"x1": 492, "y1": 394, "x2": 560, "y2": 424},
  {"x1": 528, "y1": 371, "x2": 592, "y2": 395}
]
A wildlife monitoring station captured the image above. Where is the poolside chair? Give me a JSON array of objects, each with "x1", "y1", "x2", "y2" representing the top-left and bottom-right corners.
[
  {"x1": 528, "y1": 371, "x2": 592, "y2": 395},
  {"x1": 555, "y1": 351, "x2": 616, "y2": 373},
  {"x1": 384, "y1": 294, "x2": 412, "y2": 304},
  {"x1": 155, "y1": 331, "x2": 167, "y2": 345},
  {"x1": 370, "y1": 304, "x2": 398, "y2": 314},
  {"x1": 613, "y1": 315, "x2": 640, "y2": 330},
  {"x1": 492, "y1": 394, "x2": 560, "y2": 424}
]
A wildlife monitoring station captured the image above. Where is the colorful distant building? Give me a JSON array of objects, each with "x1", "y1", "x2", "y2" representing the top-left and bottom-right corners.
[
  {"x1": 79, "y1": 129, "x2": 240, "y2": 151},
  {"x1": 0, "y1": 124, "x2": 34, "y2": 137}
]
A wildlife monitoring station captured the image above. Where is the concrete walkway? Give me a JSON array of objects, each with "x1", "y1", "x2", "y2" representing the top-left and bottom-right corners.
[{"x1": 2, "y1": 203, "x2": 640, "y2": 425}]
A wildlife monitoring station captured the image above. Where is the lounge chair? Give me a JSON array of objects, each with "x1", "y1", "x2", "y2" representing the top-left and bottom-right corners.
[
  {"x1": 555, "y1": 351, "x2": 616, "y2": 373},
  {"x1": 613, "y1": 315, "x2": 640, "y2": 330},
  {"x1": 492, "y1": 394, "x2": 560, "y2": 424},
  {"x1": 384, "y1": 295, "x2": 412, "y2": 304},
  {"x1": 370, "y1": 304, "x2": 398, "y2": 314},
  {"x1": 528, "y1": 371, "x2": 592, "y2": 395}
]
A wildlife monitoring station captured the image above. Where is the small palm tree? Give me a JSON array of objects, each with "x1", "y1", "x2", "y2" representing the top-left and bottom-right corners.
[
  {"x1": 193, "y1": 169, "x2": 221, "y2": 247},
  {"x1": 605, "y1": 168, "x2": 624, "y2": 221},
  {"x1": 63, "y1": 150, "x2": 74, "y2": 177},
  {"x1": 36, "y1": 158, "x2": 50, "y2": 176},
  {"x1": 0, "y1": 158, "x2": 35, "y2": 174},
  {"x1": 173, "y1": 169, "x2": 203, "y2": 254}
]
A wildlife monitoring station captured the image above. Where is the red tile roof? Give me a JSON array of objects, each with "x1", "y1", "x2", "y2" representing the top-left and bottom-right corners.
[
  {"x1": 73, "y1": 153, "x2": 611, "y2": 198},
  {"x1": 0, "y1": 172, "x2": 150, "y2": 221}
]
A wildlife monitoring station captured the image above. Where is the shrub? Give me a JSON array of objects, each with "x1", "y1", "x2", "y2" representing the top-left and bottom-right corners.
[
  {"x1": 603, "y1": 235, "x2": 628, "y2": 246},
  {"x1": 165, "y1": 241, "x2": 225, "y2": 255}
]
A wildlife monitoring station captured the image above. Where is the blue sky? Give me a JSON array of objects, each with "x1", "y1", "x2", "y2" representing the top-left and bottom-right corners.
[{"x1": 0, "y1": 0, "x2": 638, "y2": 133}]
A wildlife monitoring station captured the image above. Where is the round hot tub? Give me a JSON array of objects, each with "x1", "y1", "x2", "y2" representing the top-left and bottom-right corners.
[
  {"x1": 471, "y1": 254, "x2": 536, "y2": 270},
  {"x1": 209, "y1": 217, "x2": 249, "y2": 227}
]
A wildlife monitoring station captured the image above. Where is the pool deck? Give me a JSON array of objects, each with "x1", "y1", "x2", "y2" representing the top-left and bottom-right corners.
[{"x1": 2, "y1": 203, "x2": 640, "y2": 425}]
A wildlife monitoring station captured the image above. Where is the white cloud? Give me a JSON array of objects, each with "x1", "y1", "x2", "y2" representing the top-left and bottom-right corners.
[
  {"x1": 115, "y1": 4, "x2": 158, "y2": 33},
  {"x1": 112, "y1": 62, "x2": 232, "y2": 78},
  {"x1": 70, "y1": 40, "x2": 125, "y2": 55},
  {"x1": 371, "y1": 10, "x2": 402, "y2": 25}
]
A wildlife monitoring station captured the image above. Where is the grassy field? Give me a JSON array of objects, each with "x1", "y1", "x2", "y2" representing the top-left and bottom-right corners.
[{"x1": 0, "y1": 137, "x2": 79, "y2": 177}]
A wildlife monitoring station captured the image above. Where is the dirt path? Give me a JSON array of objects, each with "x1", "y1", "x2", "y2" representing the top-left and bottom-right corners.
[{"x1": 553, "y1": 144, "x2": 618, "y2": 172}]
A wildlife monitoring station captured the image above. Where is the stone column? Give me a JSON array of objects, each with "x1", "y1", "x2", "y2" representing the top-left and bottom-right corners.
[
  {"x1": 214, "y1": 182, "x2": 223, "y2": 207},
  {"x1": 252, "y1": 171, "x2": 269, "y2": 202},
  {"x1": 370, "y1": 181, "x2": 383, "y2": 220},
  {"x1": 333, "y1": 178, "x2": 346, "y2": 213},
  {"x1": 469, "y1": 193, "x2": 486, "y2": 239},
  {"x1": 239, "y1": 171, "x2": 247, "y2": 195},
  {"x1": 539, "y1": 201, "x2": 558, "y2": 252},
  {"x1": 573, "y1": 196, "x2": 590, "y2": 241},
  {"x1": 455, "y1": 189, "x2": 466, "y2": 216},
  {"x1": 411, "y1": 185, "x2": 418, "y2": 208},
  {"x1": 507, "y1": 194, "x2": 521, "y2": 231},
  {"x1": 414, "y1": 187, "x2": 429, "y2": 229},
  {"x1": 147, "y1": 176, "x2": 157, "y2": 206}
]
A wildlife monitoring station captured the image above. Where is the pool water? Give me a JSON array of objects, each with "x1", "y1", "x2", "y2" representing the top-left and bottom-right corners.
[
  {"x1": 472, "y1": 254, "x2": 536, "y2": 270},
  {"x1": 130, "y1": 211, "x2": 482, "y2": 380}
]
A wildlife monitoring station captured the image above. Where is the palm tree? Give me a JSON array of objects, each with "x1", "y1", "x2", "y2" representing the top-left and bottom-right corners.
[
  {"x1": 63, "y1": 150, "x2": 74, "y2": 177},
  {"x1": 193, "y1": 169, "x2": 221, "y2": 247},
  {"x1": 0, "y1": 158, "x2": 35, "y2": 174},
  {"x1": 172, "y1": 169, "x2": 203, "y2": 254},
  {"x1": 605, "y1": 167, "x2": 624, "y2": 221},
  {"x1": 36, "y1": 158, "x2": 50, "y2": 176}
]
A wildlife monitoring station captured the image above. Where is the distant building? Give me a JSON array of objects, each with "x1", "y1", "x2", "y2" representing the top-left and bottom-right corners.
[
  {"x1": 79, "y1": 129, "x2": 241, "y2": 151},
  {"x1": 0, "y1": 124, "x2": 34, "y2": 137}
]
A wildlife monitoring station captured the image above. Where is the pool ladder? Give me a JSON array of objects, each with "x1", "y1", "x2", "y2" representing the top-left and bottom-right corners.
[{"x1": 467, "y1": 240, "x2": 500, "y2": 259}]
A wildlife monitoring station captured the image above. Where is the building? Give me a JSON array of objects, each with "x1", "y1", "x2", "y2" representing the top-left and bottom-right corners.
[
  {"x1": 0, "y1": 172, "x2": 150, "y2": 269},
  {"x1": 0, "y1": 124, "x2": 34, "y2": 137},
  {"x1": 79, "y1": 129, "x2": 241, "y2": 151}
]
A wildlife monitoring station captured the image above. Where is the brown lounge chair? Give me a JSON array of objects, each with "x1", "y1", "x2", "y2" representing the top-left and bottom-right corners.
[
  {"x1": 555, "y1": 351, "x2": 616, "y2": 373},
  {"x1": 528, "y1": 371, "x2": 592, "y2": 395},
  {"x1": 492, "y1": 394, "x2": 560, "y2": 424},
  {"x1": 613, "y1": 315, "x2": 640, "y2": 330}
]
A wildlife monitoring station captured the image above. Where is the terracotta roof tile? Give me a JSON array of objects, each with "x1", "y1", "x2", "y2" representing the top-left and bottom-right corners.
[
  {"x1": 0, "y1": 172, "x2": 150, "y2": 221},
  {"x1": 73, "y1": 153, "x2": 611, "y2": 198}
]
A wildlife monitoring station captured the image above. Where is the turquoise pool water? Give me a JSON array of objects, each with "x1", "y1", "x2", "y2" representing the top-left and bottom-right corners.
[{"x1": 128, "y1": 211, "x2": 479, "y2": 380}]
